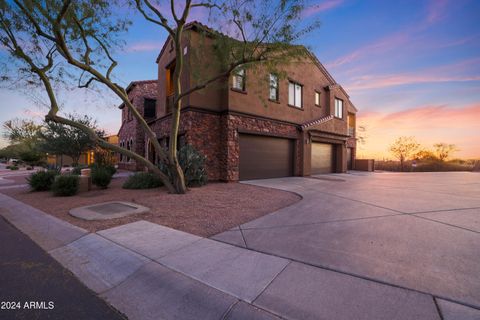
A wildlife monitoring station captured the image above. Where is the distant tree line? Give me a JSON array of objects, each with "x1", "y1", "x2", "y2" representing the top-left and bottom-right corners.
[
  {"x1": 1, "y1": 114, "x2": 104, "y2": 167},
  {"x1": 382, "y1": 136, "x2": 474, "y2": 172}
]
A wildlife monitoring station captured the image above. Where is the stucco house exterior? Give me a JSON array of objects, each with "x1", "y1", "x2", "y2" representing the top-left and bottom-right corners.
[
  {"x1": 47, "y1": 135, "x2": 119, "y2": 167},
  {"x1": 118, "y1": 22, "x2": 357, "y2": 181}
]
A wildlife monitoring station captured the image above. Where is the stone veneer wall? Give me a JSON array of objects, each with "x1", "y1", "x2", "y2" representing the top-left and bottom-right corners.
[
  {"x1": 118, "y1": 81, "x2": 157, "y2": 171},
  {"x1": 224, "y1": 114, "x2": 301, "y2": 181},
  {"x1": 147, "y1": 110, "x2": 302, "y2": 182},
  {"x1": 148, "y1": 110, "x2": 224, "y2": 181}
]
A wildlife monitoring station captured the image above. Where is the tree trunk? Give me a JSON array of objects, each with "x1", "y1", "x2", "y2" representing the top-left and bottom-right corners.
[
  {"x1": 168, "y1": 28, "x2": 187, "y2": 194},
  {"x1": 72, "y1": 154, "x2": 80, "y2": 167}
]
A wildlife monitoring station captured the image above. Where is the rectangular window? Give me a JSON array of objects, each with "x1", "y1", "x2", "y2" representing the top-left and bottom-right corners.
[
  {"x1": 232, "y1": 68, "x2": 246, "y2": 91},
  {"x1": 269, "y1": 74, "x2": 279, "y2": 101},
  {"x1": 288, "y1": 81, "x2": 302, "y2": 108},
  {"x1": 335, "y1": 98, "x2": 343, "y2": 118},
  {"x1": 315, "y1": 91, "x2": 320, "y2": 106},
  {"x1": 166, "y1": 61, "x2": 176, "y2": 96},
  {"x1": 143, "y1": 98, "x2": 156, "y2": 119}
]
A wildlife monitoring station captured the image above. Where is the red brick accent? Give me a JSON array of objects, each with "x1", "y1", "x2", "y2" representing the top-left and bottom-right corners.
[
  {"x1": 118, "y1": 81, "x2": 158, "y2": 171},
  {"x1": 148, "y1": 111, "x2": 224, "y2": 181},
  {"x1": 148, "y1": 110, "x2": 301, "y2": 181},
  {"x1": 225, "y1": 114, "x2": 301, "y2": 181}
]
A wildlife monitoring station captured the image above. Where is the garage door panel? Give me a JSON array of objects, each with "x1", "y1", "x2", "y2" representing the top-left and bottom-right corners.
[
  {"x1": 311, "y1": 143, "x2": 334, "y2": 174},
  {"x1": 239, "y1": 134, "x2": 294, "y2": 180}
]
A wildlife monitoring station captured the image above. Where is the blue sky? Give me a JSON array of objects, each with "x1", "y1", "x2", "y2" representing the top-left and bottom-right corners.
[{"x1": 1, "y1": 0, "x2": 479, "y2": 158}]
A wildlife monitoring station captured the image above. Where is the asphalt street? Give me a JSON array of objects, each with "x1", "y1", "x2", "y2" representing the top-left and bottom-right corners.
[{"x1": 0, "y1": 216, "x2": 126, "y2": 320}]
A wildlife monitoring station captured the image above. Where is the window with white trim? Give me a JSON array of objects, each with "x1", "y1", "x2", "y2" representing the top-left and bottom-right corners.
[
  {"x1": 288, "y1": 81, "x2": 302, "y2": 108},
  {"x1": 232, "y1": 68, "x2": 245, "y2": 91},
  {"x1": 269, "y1": 74, "x2": 279, "y2": 101},
  {"x1": 335, "y1": 98, "x2": 343, "y2": 118}
]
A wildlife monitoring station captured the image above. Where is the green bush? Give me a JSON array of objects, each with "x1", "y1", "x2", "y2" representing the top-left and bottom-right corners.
[
  {"x1": 71, "y1": 165, "x2": 88, "y2": 175},
  {"x1": 178, "y1": 145, "x2": 208, "y2": 187},
  {"x1": 104, "y1": 165, "x2": 117, "y2": 176},
  {"x1": 27, "y1": 170, "x2": 57, "y2": 191},
  {"x1": 90, "y1": 163, "x2": 116, "y2": 176},
  {"x1": 122, "y1": 172, "x2": 163, "y2": 189},
  {"x1": 9, "y1": 165, "x2": 19, "y2": 170},
  {"x1": 51, "y1": 175, "x2": 79, "y2": 196},
  {"x1": 91, "y1": 167, "x2": 112, "y2": 189},
  {"x1": 158, "y1": 144, "x2": 208, "y2": 187}
]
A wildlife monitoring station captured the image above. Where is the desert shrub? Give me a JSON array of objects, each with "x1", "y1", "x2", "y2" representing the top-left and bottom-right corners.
[
  {"x1": 91, "y1": 167, "x2": 112, "y2": 189},
  {"x1": 122, "y1": 172, "x2": 163, "y2": 189},
  {"x1": 71, "y1": 165, "x2": 88, "y2": 175},
  {"x1": 159, "y1": 145, "x2": 208, "y2": 187},
  {"x1": 27, "y1": 170, "x2": 57, "y2": 191},
  {"x1": 375, "y1": 159, "x2": 474, "y2": 172},
  {"x1": 51, "y1": 175, "x2": 79, "y2": 196},
  {"x1": 90, "y1": 163, "x2": 116, "y2": 176},
  {"x1": 9, "y1": 165, "x2": 19, "y2": 170},
  {"x1": 415, "y1": 161, "x2": 473, "y2": 172},
  {"x1": 104, "y1": 165, "x2": 117, "y2": 176}
]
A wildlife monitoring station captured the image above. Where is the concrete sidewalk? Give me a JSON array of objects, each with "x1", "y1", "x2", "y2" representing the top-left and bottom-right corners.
[
  {"x1": 1, "y1": 187, "x2": 479, "y2": 320},
  {"x1": 0, "y1": 216, "x2": 125, "y2": 320}
]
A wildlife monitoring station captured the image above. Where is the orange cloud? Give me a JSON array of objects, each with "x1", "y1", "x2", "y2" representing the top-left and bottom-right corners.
[{"x1": 357, "y1": 104, "x2": 480, "y2": 159}]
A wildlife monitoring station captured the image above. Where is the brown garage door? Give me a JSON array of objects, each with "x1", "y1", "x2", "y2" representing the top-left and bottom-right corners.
[
  {"x1": 239, "y1": 134, "x2": 294, "y2": 180},
  {"x1": 311, "y1": 143, "x2": 334, "y2": 174}
]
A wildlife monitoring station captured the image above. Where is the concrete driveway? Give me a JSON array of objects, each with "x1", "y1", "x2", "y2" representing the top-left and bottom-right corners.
[
  {"x1": 2, "y1": 171, "x2": 479, "y2": 319},
  {"x1": 213, "y1": 172, "x2": 480, "y2": 316}
]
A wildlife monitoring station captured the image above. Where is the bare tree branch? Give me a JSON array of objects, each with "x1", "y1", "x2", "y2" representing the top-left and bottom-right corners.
[
  {"x1": 135, "y1": 0, "x2": 175, "y2": 36},
  {"x1": 170, "y1": 0, "x2": 180, "y2": 23},
  {"x1": 7, "y1": 0, "x2": 176, "y2": 190}
]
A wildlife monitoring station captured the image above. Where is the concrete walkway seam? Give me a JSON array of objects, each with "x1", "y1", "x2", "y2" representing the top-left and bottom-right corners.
[{"x1": 228, "y1": 239, "x2": 480, "y2": 311}]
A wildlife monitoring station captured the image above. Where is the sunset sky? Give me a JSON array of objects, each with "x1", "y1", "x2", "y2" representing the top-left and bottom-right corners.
[{"x1": 0, "y1": 0, "x2": 479, "y2": 159}]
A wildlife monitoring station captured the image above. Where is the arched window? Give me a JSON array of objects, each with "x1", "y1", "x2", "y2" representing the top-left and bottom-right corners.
[
  {"x1": 129, "y1": 138, "x2": 134, "y2": 162},
  {"x1": 119, "y1": 141, "x2": 124, "y2": 162},
  {"x1": 126, "y1": 140, "x2": 130, "y2": 162}
]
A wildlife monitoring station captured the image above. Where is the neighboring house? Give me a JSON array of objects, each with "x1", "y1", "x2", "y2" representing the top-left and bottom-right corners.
[
  {"x1": 47, "y1": 152, "x2": 94, "y2": 167},
  {"x1": 47, "y1": 134, "x2": 119, "y2": 167},
  {"x1": 118, "y1": 22, "x2": 357, "y2": 181}
]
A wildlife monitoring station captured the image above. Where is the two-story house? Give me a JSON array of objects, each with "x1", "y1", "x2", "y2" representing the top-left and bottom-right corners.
[{"x1": 118, "y1": 22, "x2": 357, "y2": 181}]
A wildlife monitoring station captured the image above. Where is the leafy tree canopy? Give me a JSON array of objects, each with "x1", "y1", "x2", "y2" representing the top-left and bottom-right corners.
[{"x1": 40, "y1": 113, "x2": 104, "y2": 165}]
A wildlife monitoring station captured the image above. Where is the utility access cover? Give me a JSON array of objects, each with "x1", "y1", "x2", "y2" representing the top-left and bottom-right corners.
[{"x1": 69, "y1": 201, "x2": 149, "y2": 221}]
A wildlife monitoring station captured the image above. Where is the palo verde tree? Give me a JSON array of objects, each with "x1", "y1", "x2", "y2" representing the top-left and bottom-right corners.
[
  {"x1": 0, "y1": 0, "x2": 318, "y2": 193},
  {"x1": 433, "y1": 143, "x2": 457, "y2": 161},
  {"x1": 389, "y1": 136, "x2": 420, "y2": 171}
]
